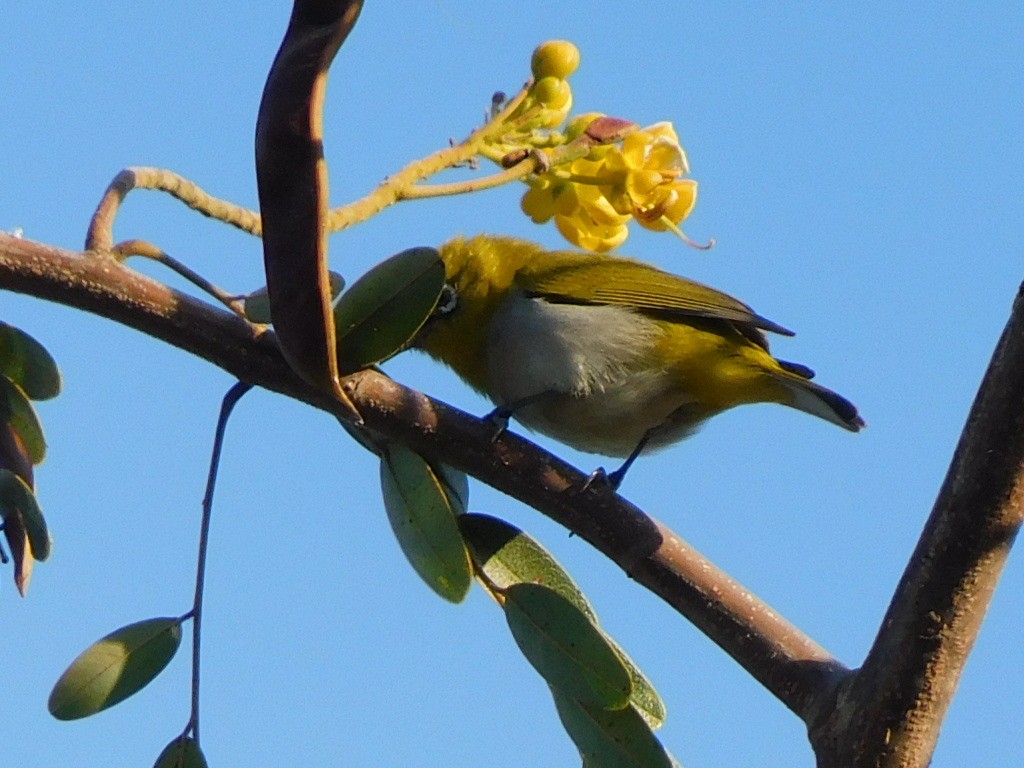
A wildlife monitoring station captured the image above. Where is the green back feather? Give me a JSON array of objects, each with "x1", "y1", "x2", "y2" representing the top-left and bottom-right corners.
[{"x1": 514, "y1": 247, "x2": 794, "y2": 337}]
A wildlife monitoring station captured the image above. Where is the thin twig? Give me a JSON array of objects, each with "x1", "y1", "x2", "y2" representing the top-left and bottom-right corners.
[
  {"x1": 85, "y1": 168, "x2": 264, "y2": 253},
  {"x1": 80, "y1": 83, "x2": 540, "y2": 255},
  {"x1": 398, "y1": 159, "x2": 539, "y2": 200},
  {"x1": 187, "y1": 380, "x2": 254, "y2": 743},
  {"x1": 113, "y1": 239, "x2": 247, "y2": 316}
]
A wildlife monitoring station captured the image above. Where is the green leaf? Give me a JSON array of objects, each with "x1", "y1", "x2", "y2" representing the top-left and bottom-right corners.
[
  {"x1": 337, "y1": 390, "x2": 469, "y2": 522},
  {"x1": 504, "y1": 583, "x2": 631, "y2": 709},
  {"x1": 334, "y1": 247, "x2": 445, "y2": 372},
  {"x1": 0, "y1": 375, "x2": 46, "y2": 464},
  {"x1": 380, "y1": 443, "x2": 471, "y2": 603},
  {"x1": 607, "y1": 637, "x2": 667, "y2": 731},
  {"x1": 460, "y1": 514, "x2": 666, "y2": 726},
  {"x1": 48, "y1": 617, "x2": 183, "y2": 720},
  {"x1": 458, "y1": 513, "x2": 596, "y2": 621},
  {"x1": 433, "y1": 461, "x2": 469, "y2": 517},
  {"x1": 338, "y1": 417, "x2": 384, "y2": 456},
  {"x1": 0, "y1": 467, "x2": 51, "y2": 561},
  {"x1": 153, "y1": 735, "x2": 208, "y2": 768},
  {"x1": 552, "y1": 688, "x2": 677, "y2": 768},
  {"x1": 0, "y1": 322, "x2": 61, "y2": 401},
  {"x1": 243, "y1": 272, "x2": 346, "y2": 324}
]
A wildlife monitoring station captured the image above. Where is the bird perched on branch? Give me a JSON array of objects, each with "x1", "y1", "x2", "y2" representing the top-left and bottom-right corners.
[{"x1": 416, "y1": 235, "x2": 863, "y2": 488}]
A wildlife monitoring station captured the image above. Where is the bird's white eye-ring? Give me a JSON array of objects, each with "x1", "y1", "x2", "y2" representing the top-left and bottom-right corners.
[{"x1": 436, "y1": 284, "x2": 458, "y2": 316}]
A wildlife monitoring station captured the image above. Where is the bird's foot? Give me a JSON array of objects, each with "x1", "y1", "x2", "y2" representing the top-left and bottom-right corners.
[
  {"x1": 483, "y1": 405, "x2": 514, "y2": 443},
  {"x1": 580, "y1": 466, "x2": 624, "y2": 493}
]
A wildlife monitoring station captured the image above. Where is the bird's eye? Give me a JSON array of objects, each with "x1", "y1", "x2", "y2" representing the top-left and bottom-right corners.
[{"x1": 436, "y1": 284, "x2": 458, "y2": 316}]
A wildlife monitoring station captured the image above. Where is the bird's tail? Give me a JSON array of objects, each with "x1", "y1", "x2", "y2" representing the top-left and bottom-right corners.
[{"x1": 771, "y1": 361, "x2": 865, "y2": 432}]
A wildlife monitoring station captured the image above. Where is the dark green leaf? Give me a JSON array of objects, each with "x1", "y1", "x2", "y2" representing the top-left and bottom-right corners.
[
  {"x1": 459, "y1": 513, "x2": 595, "y2": 620},
  {"x1": 460, "y1": 515, "x2": 665, "y2": 726},
  {"x1": 241, "y1": 287, "x2": 273, "y2": 324},
  {"x1": 338, "y1": 417, "x2": 384, "y2": 456},
  {"x1": 153, "y1": 735, "x2": 208, "y2": 768},
  {"x1": 552, "y1": 688, "x2": 677, "y2": 768},
  {"x1": 433, "y1": 462, "x2": 469, "y2": 516},
  {"x1": 0, "y1": 322, "x2": 61, "y2": 400},
  {"x1": 243, "y1": 272, "x2": 345, "y2": 324},
  {"x1": 608, "y1": 637, "x2": 667, "y2": 730},
  {"x1": 0, "y1": 467, "x2": 50, "y2": 561},
  {"x1": 335, "y1": 247, "x2": 445, "y2": 372},
  {"x1": 380, "y1": 443, "x2": 471, "y2": 603},
  {"x1": 49, "y1": 617, "x2": 183, "y2": 720},
  {"x1": 504, "y1": 583, "x2": 631, "y2": 709},
  {"x1": 0, "y1": 375, "x2": 45, "y2": 464}
]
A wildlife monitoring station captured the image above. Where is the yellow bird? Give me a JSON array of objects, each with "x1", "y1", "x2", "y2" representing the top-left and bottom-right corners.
[{"x1": 416, "y1": 235, "x2": 863, "y2": 487}]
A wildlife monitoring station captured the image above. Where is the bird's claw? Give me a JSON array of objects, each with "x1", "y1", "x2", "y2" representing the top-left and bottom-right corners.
[
  {"x1": 484, "y1": 406, "x2": 513, "y2": 443},
  {"x1": 580, "y1": 466, "x2": 623, "y2": 493}
]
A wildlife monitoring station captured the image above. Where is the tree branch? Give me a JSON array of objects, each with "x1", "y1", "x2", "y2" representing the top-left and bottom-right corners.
[
  {"x1": 811, "y1": 283, "x2": 1024, "y2": 767},
  {"x1": 0, "y1": 231, "x2": 844, "y2": 719}
]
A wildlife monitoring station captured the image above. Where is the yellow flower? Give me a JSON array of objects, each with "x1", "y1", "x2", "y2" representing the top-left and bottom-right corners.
[
  {"x1": 599, "y1": 122, "x2": 698, "y2": 232},
  {"x1": 520, "y1": 159, "x2": 630, "y2": 252},
  {"x1": 554, "y1": 180, "x2": 630, "y2": 251},
  {"x1": 521, "y1": 178, "x2": 559, "y2": 224},
  {"x1": 556, "y1": 207, "x2": 629, "y2": 252},
  {"x1": 517, "y1": 119, "x2": 699, "y2": 252}
]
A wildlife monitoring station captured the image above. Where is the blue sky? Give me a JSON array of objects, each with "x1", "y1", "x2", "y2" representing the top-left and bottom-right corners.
[{"x1": 2, "y1": 3, "x2": 1022, "y2": 766}]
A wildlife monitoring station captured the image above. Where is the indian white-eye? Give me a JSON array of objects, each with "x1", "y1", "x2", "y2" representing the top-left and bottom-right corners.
[{"x1": 415, "y1": 235, "x2": 863, "y2": 487}]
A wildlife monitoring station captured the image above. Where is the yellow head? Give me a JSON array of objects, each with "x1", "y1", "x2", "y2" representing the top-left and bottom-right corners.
[{"x1": 416, "y1": 236, "x2": 546, "y2": 395}]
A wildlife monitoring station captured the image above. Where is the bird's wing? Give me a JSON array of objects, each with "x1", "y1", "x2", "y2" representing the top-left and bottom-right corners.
[{"x1": 519, "y1": 258, "x2": 795, "y2": 337}]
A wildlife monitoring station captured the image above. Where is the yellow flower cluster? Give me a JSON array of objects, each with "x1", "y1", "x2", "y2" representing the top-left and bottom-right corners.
[
  {"x1": 461, "y1": 40, "x2": 703, "y2": 253},
  {"x1": 520, "y1": 121, "x2": 698, "y2": 252}
]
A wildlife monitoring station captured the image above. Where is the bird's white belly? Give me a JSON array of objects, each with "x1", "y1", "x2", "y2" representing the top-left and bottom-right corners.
[{"x1": 484, "y1": 296, "x2": 695, "y2": 457}]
